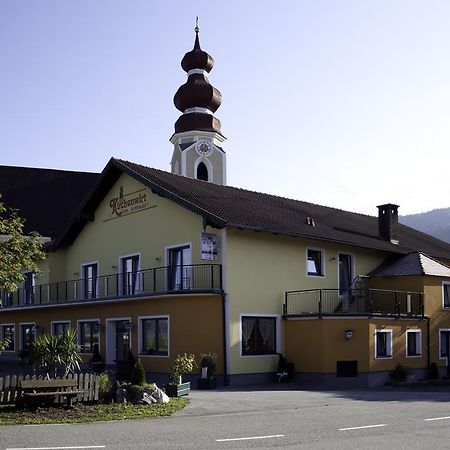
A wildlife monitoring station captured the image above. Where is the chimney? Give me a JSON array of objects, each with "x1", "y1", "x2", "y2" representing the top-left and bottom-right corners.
[{"x1": 377, "y1": 204, "x2": 399, "y2": 244}]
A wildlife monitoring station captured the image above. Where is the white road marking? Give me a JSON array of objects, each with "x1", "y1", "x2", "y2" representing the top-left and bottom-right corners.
[
  {"x1": 425, "y1": 416, "x2": 450, "y2": 422},
  {"x1": 339, "y1": 424, "x2": 387, "y2": 431},
  {"x1": 6, "y1": 446, "x2": 106, "y2": 450},
  {"x1": 216, "y1": 434, "x2": 284, "y2": 442}
]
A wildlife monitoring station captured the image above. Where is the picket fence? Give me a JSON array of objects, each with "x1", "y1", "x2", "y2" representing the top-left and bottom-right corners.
[{"x1": 0, "y1": 372, "x2": 100, "y2": 405}]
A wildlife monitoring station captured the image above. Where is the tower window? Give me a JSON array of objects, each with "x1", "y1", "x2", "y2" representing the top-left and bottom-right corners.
[{"x1": 196, "y1": 162, "x2": 209, "y2": 181}]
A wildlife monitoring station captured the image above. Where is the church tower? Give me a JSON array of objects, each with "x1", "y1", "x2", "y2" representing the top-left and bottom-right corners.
[{"x1": 170, "y1": 23, "x2": 226, "y2": 185}]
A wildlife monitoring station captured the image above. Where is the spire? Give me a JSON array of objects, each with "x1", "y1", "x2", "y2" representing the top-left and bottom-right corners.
[
  {"x1": 173, "y1": 23, "x2": 223, "y2": 135},
  {"x1": 194, "y1": 16, "x2": 200, "y2": 50}
]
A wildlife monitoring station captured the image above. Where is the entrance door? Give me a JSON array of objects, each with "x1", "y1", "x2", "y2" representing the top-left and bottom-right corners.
[
  {"x1": 115, "y1": 320, "x2": 131, "y2": 361},
  {"x1": 339, "y1": 254, "x2": 353, "y2": 295}
]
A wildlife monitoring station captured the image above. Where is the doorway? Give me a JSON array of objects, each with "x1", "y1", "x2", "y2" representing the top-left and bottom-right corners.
[{"x1": 106, "y1": 318, "x2": 131, "y2": 364}]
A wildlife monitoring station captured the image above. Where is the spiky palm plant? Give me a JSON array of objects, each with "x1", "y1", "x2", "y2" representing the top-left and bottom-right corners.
[{"x1": 31, "y1": 329, "x2": 82, "y2": 378}]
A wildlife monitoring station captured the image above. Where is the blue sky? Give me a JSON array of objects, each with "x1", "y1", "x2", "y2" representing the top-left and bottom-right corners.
[{"x1": 1, "y1": 1, "x2": 449, "y2": 216}]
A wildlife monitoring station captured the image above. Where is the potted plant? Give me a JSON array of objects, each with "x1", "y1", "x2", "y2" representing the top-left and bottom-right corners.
[
  {"x1": 198, "y1": 352, "x2": 217, "y2": 389},
  {"x1": 165, "y1": 353, "x2": 197, "y2": 397}
]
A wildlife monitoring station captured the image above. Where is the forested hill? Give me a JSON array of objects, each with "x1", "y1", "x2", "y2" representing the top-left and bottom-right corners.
[{"x1": 400, "y1": 207, "x2": 450, "y2": 244}]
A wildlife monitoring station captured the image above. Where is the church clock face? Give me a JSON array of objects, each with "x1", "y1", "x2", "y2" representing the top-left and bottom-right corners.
[{"x1": 196, "y1": 140, "x2": 213, "y2": 156}]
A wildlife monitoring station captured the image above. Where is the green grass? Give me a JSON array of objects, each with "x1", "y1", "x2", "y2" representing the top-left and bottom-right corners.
[{"x1": 0, "y1": 398, "x2": 188, "y2": 425}]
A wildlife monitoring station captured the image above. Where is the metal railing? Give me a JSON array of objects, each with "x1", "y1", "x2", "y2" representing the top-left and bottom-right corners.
[
  {"x1": 284, "y1": 288, "x2": 424, "y2": 318},
  {"x1": 0, "y1": 264, "x2": 222, "y2": 308}
]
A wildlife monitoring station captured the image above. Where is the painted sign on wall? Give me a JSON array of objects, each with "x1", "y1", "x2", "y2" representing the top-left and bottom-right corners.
[{"x1": 105, "y1": 186, "x2": 154, "y2": 221}]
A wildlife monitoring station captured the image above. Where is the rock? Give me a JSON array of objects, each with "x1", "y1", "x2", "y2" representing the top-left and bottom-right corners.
[
  {"x1": 151, "y1": 384, "x2": 170, "y2": 403},
  {"x1": 135, "y1": 392, "x2": 157, "y2": 405},
  {"x1": 116, "y1": 388, "x2": 128, "y2": 403}
]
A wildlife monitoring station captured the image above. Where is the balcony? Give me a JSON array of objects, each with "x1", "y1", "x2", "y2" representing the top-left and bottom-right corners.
[
  {"x1": 284, "y1": 288, "x2": 425, "y2": 318},
  {"x1": 0, "y1": 264, "x2": 222, "y2": 309}
]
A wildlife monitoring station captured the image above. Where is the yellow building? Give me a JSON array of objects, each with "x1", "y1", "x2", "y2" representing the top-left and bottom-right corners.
[{"x1": 1, "y1": 29, "x2": 450, "y2": 387}]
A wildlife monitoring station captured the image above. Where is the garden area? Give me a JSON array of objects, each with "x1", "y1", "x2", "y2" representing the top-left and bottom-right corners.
[{"x1": 0, "y1": 331, "x2": 219, "y2": 425}]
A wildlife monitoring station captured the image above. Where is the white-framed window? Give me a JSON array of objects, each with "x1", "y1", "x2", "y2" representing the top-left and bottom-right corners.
[
  {"x1": 439, "y1": 328, "x2": 450, "y2": 360},
  {"x1": 19, "y1": 323, "x2": 36, "y2": 351},
  {"x1": 306, "y1": 248, "x2": 324, "y2": 277},
  {"x1": 406, "y1": 329, "x2": 422, "y2": 357},
  {"x1": 138, "y1": 315, "x2": 169, "y2": 357},
  {"x1": 81, "y1": 262, "x2": 99, "y2": 299},
  {"x1": 375, "y1": 329, "x2": 392, "y2": 358},
  {"x1": 443, "y1": 282, "x2": 450, "y2": 309},
  {"x1": 1, "y1": 323, "x2": 15, "y2": 352},
  {"x1": 51, "y1": 321, "x2": 71, "y2": 336},
  {"x1": 77, "y1": 319, "x2": 100, "y2": 354},
  {"x1": 120, "y1": 254, "x2": 141, "y2": 295},
  {"x1": 240, "y1": 314, "x2": 281, "y2": 356}
]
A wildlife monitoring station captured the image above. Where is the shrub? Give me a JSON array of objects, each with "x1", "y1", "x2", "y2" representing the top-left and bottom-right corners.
[
  {"x1": 389, "y1": 363, "x2": 410, "y2": 382},
  {"x1": 31, "y1": 329, "x2": 81, "y2": 378},
  {"x1": 200, "y1": 352, "x2": 217, "y2": 378},
  {"x1": 98, "y1": 372, "x2": 113, "y2": 402},
  {"x1": 132, "y1": 358, "x2": 146, "y2": 386},
  {"x1": 169, "y1": 353, "x2": 197, "y2": 384}
]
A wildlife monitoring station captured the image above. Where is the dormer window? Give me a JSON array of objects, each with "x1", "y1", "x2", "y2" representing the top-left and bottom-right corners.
[{"x1": 196, "y1": 162, "x2": 209, "y2": 181}]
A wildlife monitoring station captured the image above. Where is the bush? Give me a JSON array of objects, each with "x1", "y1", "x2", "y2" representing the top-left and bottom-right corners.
[
  {"x1": 200, "y1": 352, "x2": 217, "y2": 378},
  {"x1": 389, "y1": 364, "x2": 410, "y2": 382},
  {"x1": 126, "y1": 383, "x2": 155, "y2": 401},
  {"x1": 169, "y1": 353, "x2": 197, "y2": 384},
  {"x1": 132, "y1": 358, "x2": 146, "y2": 386},
  {"x1": 98, "y1": 372, "x2": 113, "y2": 402}
]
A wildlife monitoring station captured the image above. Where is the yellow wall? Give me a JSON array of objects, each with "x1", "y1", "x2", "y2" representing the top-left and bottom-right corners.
[
  {"x1": 0, "y1": 294, "x2": 224, "y2": 375},
  {"x1": 31, "y1": 174, "x2": 222, "y2": 285},
  {"x1": 370, "y1": 275, "x2": 450, "y2": 369},
  {"x1": 226, "y1": 228, "x2": 388, "y2": 375},
  {"x1": 285, "y1": 317, "x2": 426, "y2": 375}
]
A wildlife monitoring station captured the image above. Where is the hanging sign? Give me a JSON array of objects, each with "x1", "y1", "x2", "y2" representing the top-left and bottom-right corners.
[{"x1": 201, "y1": 233, "x2": 220, "y2": 260}]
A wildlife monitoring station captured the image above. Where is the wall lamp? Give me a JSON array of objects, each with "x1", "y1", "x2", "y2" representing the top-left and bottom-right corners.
[{"x1": 345, "y1": 329, "x2": 354, "y2": 340}]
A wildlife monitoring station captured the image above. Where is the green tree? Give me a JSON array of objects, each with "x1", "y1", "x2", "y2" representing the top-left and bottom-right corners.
[
  {"x1": 0, "y1": 194, "x2": 46, "y2": 295},
  {"x1": 31, "y1": 329, "x2": 82, "y2": 378}
]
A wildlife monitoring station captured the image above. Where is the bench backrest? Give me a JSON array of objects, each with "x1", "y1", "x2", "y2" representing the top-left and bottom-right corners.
[{"x1": 20, "y1": 379, "x2": 78, "y2": 389}]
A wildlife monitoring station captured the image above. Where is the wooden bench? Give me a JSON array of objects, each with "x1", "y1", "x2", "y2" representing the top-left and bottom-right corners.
[{"x1": 19, "y1": 379, "x2": 85, "y2": 408}]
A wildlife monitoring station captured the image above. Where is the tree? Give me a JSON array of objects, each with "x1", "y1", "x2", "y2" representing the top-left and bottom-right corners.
[
  {"x1": 31, "y1": 329, "x2": 82, "y2": 378},
  {"x1": 0, "y1": 194, "x2": 46, "y2": 294},
  {"x1": 0, "y1": 194, "x2": 46, "y2": 349}
]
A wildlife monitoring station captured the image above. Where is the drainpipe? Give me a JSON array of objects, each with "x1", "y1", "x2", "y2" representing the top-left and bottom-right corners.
[
  {"x1": 221, "y1": 291, "x2": 229, "y2": 386},
  {"x1": 426, "y1": 316, "x2": 430, "y2": 377}
]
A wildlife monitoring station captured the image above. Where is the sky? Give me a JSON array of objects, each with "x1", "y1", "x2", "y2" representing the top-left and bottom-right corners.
[{"x1": 0, "y1": 1, "x2": 449, "y2": 216}]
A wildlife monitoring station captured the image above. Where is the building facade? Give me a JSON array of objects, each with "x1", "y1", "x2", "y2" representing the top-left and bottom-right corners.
[{"x1": 1, "y1": 28, "x2": 450, "y2": 387}]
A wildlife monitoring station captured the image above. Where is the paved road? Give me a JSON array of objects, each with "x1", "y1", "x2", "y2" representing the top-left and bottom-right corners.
[{"x1": 2, "y1": 386, "x2": 450, "y2": 449}]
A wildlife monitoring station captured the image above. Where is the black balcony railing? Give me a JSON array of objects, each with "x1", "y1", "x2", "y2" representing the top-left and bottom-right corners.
[
  {"x1": 284, "y1": 288, "x2": 424, "y2": 318},
  {"x1": 0, "y1": 264, "x2": 222, "y2": 308}
]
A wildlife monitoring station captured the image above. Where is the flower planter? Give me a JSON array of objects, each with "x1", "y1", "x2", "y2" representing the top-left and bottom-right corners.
[
  {"x1": 164, "y1": 381, "x2": 191, "y2": 397},
  {"x1": 197, "y1": 377, "x2": 217, "y2": 390}
]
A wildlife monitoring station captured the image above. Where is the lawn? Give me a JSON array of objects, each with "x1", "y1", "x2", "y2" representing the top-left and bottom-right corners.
[{"x1": 0, "y1": 398, "x2": 188, "y2": 425}]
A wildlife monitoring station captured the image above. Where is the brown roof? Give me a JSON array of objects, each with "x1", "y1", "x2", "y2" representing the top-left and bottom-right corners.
[
  {"x1": 0, "y1": 165, "x2": 100, "y2": 239},
  {"x1": 55, "y1": 157, "x2": 450, "y2": 260},
  {"x1": 369, "y1": 252, "x2": 450, "y2": 277}
]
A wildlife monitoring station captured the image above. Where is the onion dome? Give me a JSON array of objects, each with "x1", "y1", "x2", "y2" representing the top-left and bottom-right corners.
[
  {"x1": 181, "y1": 31, "x2": 214, "y2": 73},
  {"x1": 173, "y1": 23, "x2": 223, "y2": 135}
]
